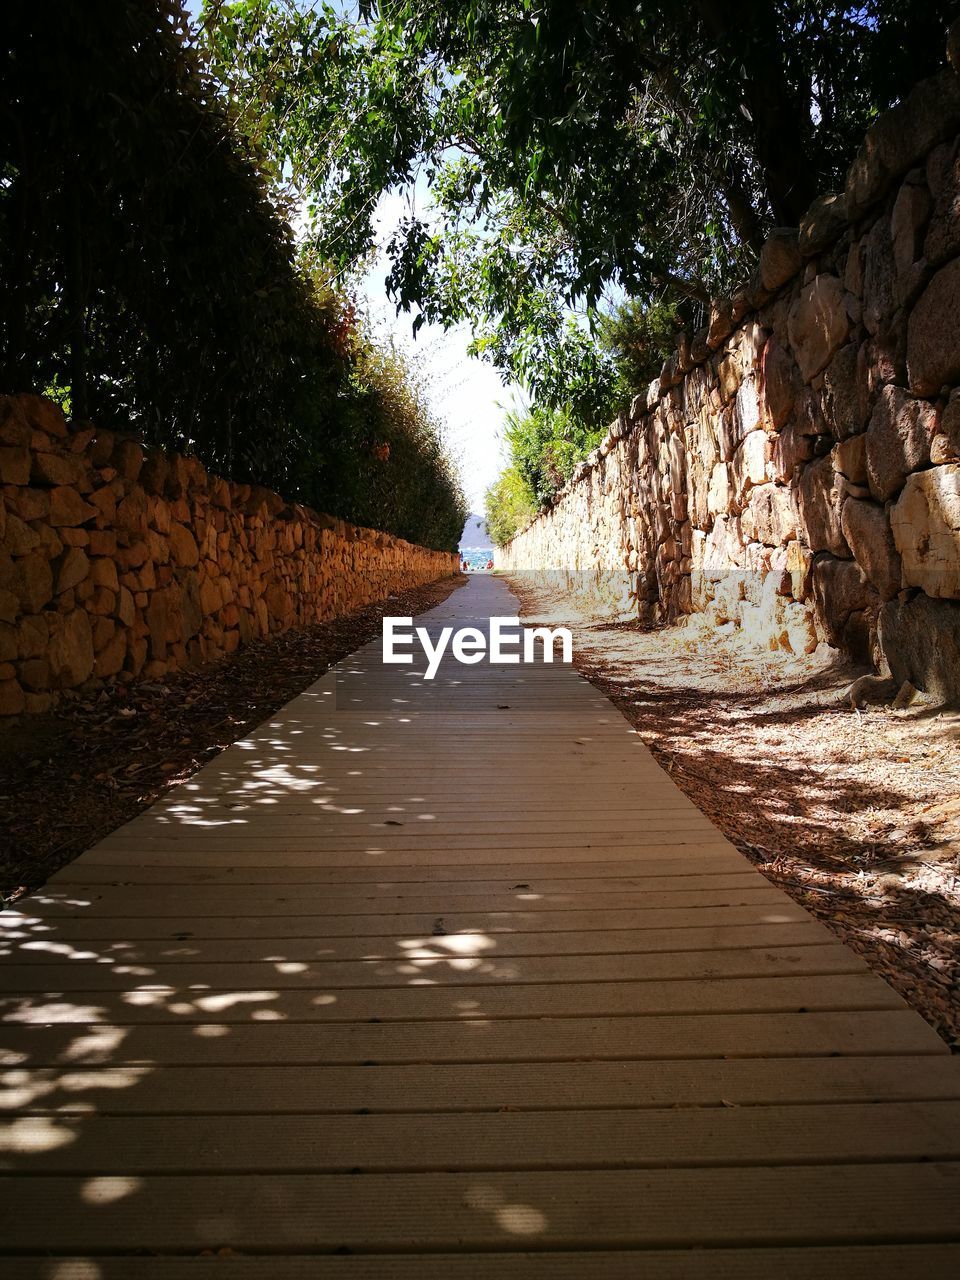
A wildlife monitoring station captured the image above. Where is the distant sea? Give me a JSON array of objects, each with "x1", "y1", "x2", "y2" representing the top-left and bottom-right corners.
[
  {"x1": 459, "y1": 514, "x2": 493, "y2": 570},
  {"x1": 460, "y1": 547, "x2": 494, "y2": 570}
]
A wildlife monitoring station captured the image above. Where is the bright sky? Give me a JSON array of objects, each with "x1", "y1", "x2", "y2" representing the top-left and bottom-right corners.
[{"x1": 356, "y1": 188, "x2": 518, "y2": 515}]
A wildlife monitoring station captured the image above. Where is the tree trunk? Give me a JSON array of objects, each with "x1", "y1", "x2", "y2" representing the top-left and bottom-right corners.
[
  {"x1": 63, "y1": 183, "x2": 89, "y2": 421},
  {"x1": 695, "y1": 0, "x2": 817, "y2": 224}
]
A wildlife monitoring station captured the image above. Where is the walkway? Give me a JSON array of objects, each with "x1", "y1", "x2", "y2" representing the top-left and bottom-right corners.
[{"x1": 2, "y1": 574, "x2": 960, "y2": 1277}]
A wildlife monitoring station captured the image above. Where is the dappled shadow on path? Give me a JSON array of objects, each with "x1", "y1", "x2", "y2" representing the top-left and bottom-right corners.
[
  {"x1": 509, "y1": 577, "x2": 960, "y2": 1050},
  {"x1": 1, "y1": 573, "x2": 958, "y2": 1267},
  {"x1": 0, "y1": 574, "x2": 468, "y2": 902}
]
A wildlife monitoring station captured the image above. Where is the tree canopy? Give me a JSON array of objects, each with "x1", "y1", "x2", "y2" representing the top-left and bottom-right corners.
[{"x1": 201, "y1": 0, "x2": 955, "y2": 421}]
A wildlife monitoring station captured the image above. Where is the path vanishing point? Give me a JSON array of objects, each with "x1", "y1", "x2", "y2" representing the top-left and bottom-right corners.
[{"x1": 2, "y1": 574, "x2": 960, "y2": 1277}]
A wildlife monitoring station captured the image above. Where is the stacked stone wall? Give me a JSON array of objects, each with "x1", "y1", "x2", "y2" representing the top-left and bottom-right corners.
[
  {"x1": 0, "y1": 395, "x2": 458, "y2": 715},
  {"x1": 499, "y1": 51, "x2": 960, "y2": 702}
]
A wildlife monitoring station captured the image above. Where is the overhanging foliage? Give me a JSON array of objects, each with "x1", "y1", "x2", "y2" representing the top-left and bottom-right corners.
[{"x1": 200, "y1": 0, "x2": 954, "y2": 413}]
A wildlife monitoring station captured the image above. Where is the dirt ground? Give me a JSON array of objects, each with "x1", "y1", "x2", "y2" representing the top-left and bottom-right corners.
[
  {"x1": 0, "y1": 573, "x2": 466, "y2": 902},
  {"x1": 508, "y1": 574, "x2": 960, "y2": 1051}
]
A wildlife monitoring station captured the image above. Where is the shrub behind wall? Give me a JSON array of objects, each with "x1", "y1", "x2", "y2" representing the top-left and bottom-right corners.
[{"x1": 0, "y1": 0, "x2": 466, "y2": 552}]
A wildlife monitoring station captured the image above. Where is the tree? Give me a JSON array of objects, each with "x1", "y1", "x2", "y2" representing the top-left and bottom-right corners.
[
  {"x1": 0, "y1": 0, "x2": 466, "y2": 550},
  {"x1": 508, "y1": 402, "x2": 603, "y2": 501},
  {"x1": 484, "y1": 466, "x2": 535, "y2": 547},
  {"x1": 597, "y1": 294, "x2": 690, "y2": 406},
  {"x1": 200, "y1": 0, "x2": 955, "y2": 412},
  {"x1": 1, "y1": 0, "x2": 336, "y2": 477}
]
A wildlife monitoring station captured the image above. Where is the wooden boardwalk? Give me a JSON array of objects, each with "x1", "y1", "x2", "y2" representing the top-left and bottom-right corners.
[{"x1": 2, "y1": 573, "x2": 960, "y2": 1277}]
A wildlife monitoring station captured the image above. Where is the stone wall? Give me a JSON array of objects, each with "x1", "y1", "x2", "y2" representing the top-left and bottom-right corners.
[
  {"x1": 0, "y1": 395, "x2": 458, "y2": 715},
  {"x1": 499, "y1": 48, "x2": 960, "y2": 702}
]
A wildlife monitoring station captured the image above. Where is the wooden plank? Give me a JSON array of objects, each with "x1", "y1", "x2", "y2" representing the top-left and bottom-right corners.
[
  {"x1": 47, "y1": 854, "x2": 763, "y2": 883},
  {"x1": 49, "y1": 874, "x2": 777, "y2": 900},
  {"x1": 20, "y1": 883, "x2": 788, "y2": 918},
  {"x1": 1, "y1": 1165, "x2": 958, "y2": 1251},
  {"x1": 1, "y1": 921, "x2": 836, "y2": 963},
  {"x1": 117, "y1": 809, "x2": 714, "y2": 829},
  {"x1": 121, "y1": 814, "x2": 720, "y2": 836},
  {"x1": 126, "y1": 814, "x2": 721, "y2": 831},
  {"x1": 106, "y1": 753, "x2": 668, "y2": 766},
  {"x1": 1, "y1": 1010, "x2": 945, "y2": 1067},
  {"x1": 6, "y1": 1102, "x2": 960, "y2": 1173},
  {"x1": 141, "y1": 794, "x2": 701, "y2": 809},
  {"x1": 7, "y1": 1056, "x2": 960, "y2": 1116},
  {"x1": 61, "y1": 840, "x2": 742, "y2": 867},
  {"x1": 0, "y1": 973, "x2": 901, "y2": 1025},
  {"x1": 95, "y1": 824, "x2": 729, "y2": 841},
  {"x1": 3, "y1": 572, "x2": 959, "y2": 1267},
  {"x1": 169, "y1": 766, "x2": 660, "y2": 773},
  {"x1": 0, "y1": 943, "x2": 867, "y2": 991},
  {"x1": 128, "y1": 793, "x2": 712, "y2": 810},
  {"x1": 5, "y1": 1246, "x2": 960, "y2": 1280},
  {"x1": 137, "y1": 784, "x2": 692, "y2": 802},
  {"x1": 1, "y1": 902, "x2": 816, "y2": 939},
  {"x1": 105, "y1": 760, "x2": 676, "y2": 775},
  {"x1": 87, "y1": 829, "x2": 727, "y2": 854}
]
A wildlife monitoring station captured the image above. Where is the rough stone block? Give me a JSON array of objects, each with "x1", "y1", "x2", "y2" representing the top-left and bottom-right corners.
[
  {"x1": 820, "y1": 342, "x2": 865, "y2": 440},
  {"x1": 31, "y1": 451, "x2": 86, "y2": 488},
  {"x1": 845, "y1": 69, "x2": 960, "y2": 218},
  {"x1": 15, "y1": 552, "x2": 53, "y2": 614},
  {"x1": 49, "y1": 486, "x2": 96, "y2": 527},
  {"x1": 706, "y1": 300, "x2": 734, "y2": 350},
  {"x1": 0, "y1": 447, "x2": 31, "y2": 485},
  {"x1": 890, "y1": 179, "x2": 932, "y2": 307},
  {"x1": 0, "y1": 623, "x2": 16, "y2": 663},
  {"x1": 890, "y1": 464, "x2": 960, "y2": 598},
  {"x1": 48, "y1": 609, "x2": 94, "y2": 687},
  {"x1": 3, "y1": 621, "x2": 39, "y2": 671},
  {"x1": 94, "y1": 627, "x2": 127, "y2": 679},
  {"x1": 55, "y1": 546, "x2": 90, "y2": 594},
  {"x1": 168, "y1": 522, "x2": 200, "y2": 568},
  {"x1": 799, "y1": 193, "x2": 848, "y2": 256},
  {"x1": 861, "y1": 213, "x2": 897, "y2": 337},
  {"x1": 797, "y1": 455, "x2": 849, "y2": 557},
  {"x1": 907, "y1": 257, "x2": 960, "y2": 395},
  {"x1": 18, "y1": 394, "x2": 67, "y2": 438},
  {"x1": 879, "y1": 593, "x2": 960, "y2": 702},
  {"x1": 707, "y1": 464, "x2": 733, "y2": 517},
  {"x1": 0, "y1": 678, "x2": 25, "y2": 716},
  {"x1": 760, "y1": 227, "x2": 802, "y2": 290},
  {"x1": 924, "y1": 139, "x2": 960, "y2": 267},
  {"x1": 865, "y1": 385, "x2": 936, "y2": 502},
  {"x1": 841, "y1": 498, "x2": 902, "y2": 600},
  {"x1": 742, "y1": 483, "x2": 796, "y2": 547},
  {"x1": 3, "y1": 513, "x2": 40, "y2": 556},
  {"x1": 832, "y1": 434, "x2": 868, "y2": 484},
  {"x1": 111, "y1": 438, "x2": 144, "y2": 483},
  {"x1": 19, "y1": 657, "x2": 51, "y2": 691},
  {"x1": 732, "y1": 431, "x2": 768, "y2": 505},
  {"x1": 788, "y1": 275, "x2": 850, "y2": 381},
  {"x1": 812, "y1": 555, "x2": 880, "y2": 653},
  {"x1": 940, "y1": 391, "x2": 960, "y2": 460}
]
